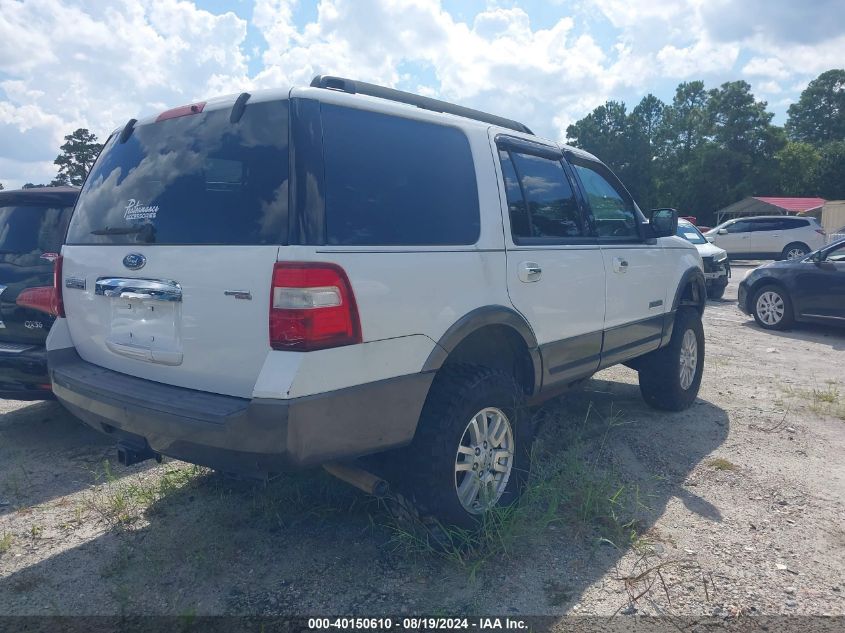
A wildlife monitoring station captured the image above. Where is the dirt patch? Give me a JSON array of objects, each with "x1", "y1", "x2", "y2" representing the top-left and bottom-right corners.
[{"x1": 1, "y1": 264, "x2": 844, "y2": 617}]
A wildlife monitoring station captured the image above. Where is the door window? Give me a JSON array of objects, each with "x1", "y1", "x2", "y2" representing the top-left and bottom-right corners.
[
  {"x1": 497, "y1": 148, "x2": 585, "y2": 243},
  {"x1": 725, "y1": 220, "x2": 754, "y2": 234},
  {"x1": 569, "y1": 159, "x2": 639, "y2": 240}
]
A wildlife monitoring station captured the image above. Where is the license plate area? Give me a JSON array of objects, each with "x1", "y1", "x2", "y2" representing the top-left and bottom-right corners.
[{"x1": 96, "y1": 278, "x2": 184, "y2": 366}]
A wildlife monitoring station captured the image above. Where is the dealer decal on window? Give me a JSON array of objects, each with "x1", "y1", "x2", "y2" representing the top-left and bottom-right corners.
[{"x1": 124, "y1": 199, "x2": 159, "y2": 221}]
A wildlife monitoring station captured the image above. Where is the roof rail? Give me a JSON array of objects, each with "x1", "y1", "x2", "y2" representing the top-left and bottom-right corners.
[{"x1": 310, "y1": 75, "x2": 533, "y2": 135}]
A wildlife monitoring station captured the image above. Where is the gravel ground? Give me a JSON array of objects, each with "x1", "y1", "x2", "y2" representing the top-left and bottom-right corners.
[{"x1": 1, "y1": 263, "x2": 843, "y2": 619}]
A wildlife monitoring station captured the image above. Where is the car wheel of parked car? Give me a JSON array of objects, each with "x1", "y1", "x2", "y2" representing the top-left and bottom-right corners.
[
  {"x1": 638, "y1": 307, "x2": 705, "y2": 411},
  {"x1": 781, "y1": 242, "x2": 809, "y2": 261},
  {"x1": 403, "y1": 363, "x2": 530, "y2": 528},
  {"x1": 752, "y1": 284, "x2": 794, "y2": 330},
  {"x1": 707, "y1": 285, "x2": 726, "y2": 300}
]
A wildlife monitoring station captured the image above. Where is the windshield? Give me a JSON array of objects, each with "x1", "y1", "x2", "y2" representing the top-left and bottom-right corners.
[
  {"x1": 66, "y1": 100, "x2": 290, "y2": 246},
  {"x1": 676, "y1": 221, "x2": 707, "y2": 245}
]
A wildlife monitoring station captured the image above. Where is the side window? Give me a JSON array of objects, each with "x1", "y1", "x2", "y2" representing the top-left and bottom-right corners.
[
  {"x1": 570, "y1": 160, "x2": 638, "y2": 239},
  {"x1": 320, "y1": 105, "x2": 480, "y2": 246},
  {"x1": 497, "y1": 148, "x2": 584, "y2": 242},
  {"x1": 726, "y1": 220, "x2": 752, "y2": 233},
  {"x1": 826, "y1": 243, "x2": 845, "y2": 262}
]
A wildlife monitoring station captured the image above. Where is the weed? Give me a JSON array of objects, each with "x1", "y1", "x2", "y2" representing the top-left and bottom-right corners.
[
  {"x1": 387, "y1": 402, "x2": 649, "y2": 572},
  {"x1": 707, "y1": 458, "x2": 738, "y2": 471},
  {"x1": 0, "y1": 532, "x2": 12, "y2": 554}
]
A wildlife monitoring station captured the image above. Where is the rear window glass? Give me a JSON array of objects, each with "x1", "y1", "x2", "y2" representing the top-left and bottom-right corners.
[
  {"x1": 320, "y1": 105, "x2": 480, "y2": 246},
  {"x1": 0, "y1": 206, "x2": 70, "y2": 260},
  {"x1": 66, "y1": 100, "x2": 289, "y2": 245}
]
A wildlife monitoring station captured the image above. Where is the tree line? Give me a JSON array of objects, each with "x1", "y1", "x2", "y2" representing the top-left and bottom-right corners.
[{"x1": 566, "y1": 69, "x2": 845, "y2": 224}]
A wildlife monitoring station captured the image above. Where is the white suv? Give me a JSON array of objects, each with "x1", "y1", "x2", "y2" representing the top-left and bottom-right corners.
[
  {"x1": 705, "y1": 215, "x2": 826, "y2": 260},
  {"x1": 46, "y1": 77, "x2": 706, "y2": 526}
]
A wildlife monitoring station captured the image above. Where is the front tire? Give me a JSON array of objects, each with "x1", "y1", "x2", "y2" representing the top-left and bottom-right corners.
[
  {"x1": 752, "y1": 284, "x2": 794, "y2": 330},
  {"x1": 638, "y1": 307, "x2": 705, "y2": 411},
  {"x1": 403, "y1": 364, "x2": 530, "y2": 528},
  {"x1": 707, "y1": 284, "x2": 726, "y2": 300}
]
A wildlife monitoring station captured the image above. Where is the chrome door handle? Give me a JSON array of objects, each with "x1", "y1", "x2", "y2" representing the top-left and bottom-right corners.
[
  {"x1": 518, "y1": 262, "x2": 542, "y2": 282},
  {"x1": 613, "y1": 257, "x2": 629, "y2": 273},
  {"x1": 95, "y1": 278, "x2": 182, "y2": 302}
]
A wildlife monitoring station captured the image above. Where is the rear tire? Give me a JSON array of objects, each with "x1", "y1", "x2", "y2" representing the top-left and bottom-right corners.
[
  {"x1": 781, "y1": 242, "x2": 809, "y2": 261},
  {"x1": 638, "y1": 307, "x2": 704, "y2": 411},
  {"x1": 402, "y1": 364, "x2": 530, "y2": 528},
  {"x1": 752, "y1": 284, "x2": 794, "y2": 330}
]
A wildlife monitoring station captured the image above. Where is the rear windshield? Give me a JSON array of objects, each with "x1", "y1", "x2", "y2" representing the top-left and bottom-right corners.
[
  {"x1": 0, "y1": 206, "x2": 70, "y2": 260},
  {"x1": 66, "y1": 100, "x2": 289, "y2": 246}
]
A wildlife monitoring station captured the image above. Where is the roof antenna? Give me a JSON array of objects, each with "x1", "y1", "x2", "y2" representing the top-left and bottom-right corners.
[
  {"x1": 230, "y1": 92, "x2": 251, "y2": 123},
  {"x1": 118, "y1": 119, "x2": 137, "y2": 144}
]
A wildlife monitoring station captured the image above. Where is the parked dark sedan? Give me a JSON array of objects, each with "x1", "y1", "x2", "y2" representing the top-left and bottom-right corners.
[
  {"x1": 738, "y1": 238, "x2": 845, "y2": 330},
  {"x1": 0, "y1": 186, "x2": 77, "y2": 399}
]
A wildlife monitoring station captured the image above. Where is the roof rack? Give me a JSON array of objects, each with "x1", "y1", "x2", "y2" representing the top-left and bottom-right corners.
[{"x1": 310, "y1": 75, "x2": 533, "y2": 135}]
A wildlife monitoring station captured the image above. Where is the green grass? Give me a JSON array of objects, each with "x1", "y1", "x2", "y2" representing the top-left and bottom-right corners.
[
  {"x1": 0, "y1": 532, "x2": 12, "y2": 554},
  {"x1": 707, "y1": 457, "x2": 738, "y2": 471},
  {"x1": 387, "y1": 403, "x2": 650, "y2": 573}
]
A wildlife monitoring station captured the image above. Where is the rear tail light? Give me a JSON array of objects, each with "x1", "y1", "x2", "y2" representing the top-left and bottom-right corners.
[
  {"x1": 15, "y1": 255, "x2": 64, "y2": 317},
  {"x1": 816, "y1": 228, "x2": 826, "y2": 235},
  {"x1": 269, "y1": 262, "x2": 361, "y2": 351}
]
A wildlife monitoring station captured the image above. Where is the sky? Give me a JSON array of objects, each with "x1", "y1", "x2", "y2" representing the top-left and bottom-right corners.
[{"x1": 1, "y1": 0, "x2": 844, "y2": 188}]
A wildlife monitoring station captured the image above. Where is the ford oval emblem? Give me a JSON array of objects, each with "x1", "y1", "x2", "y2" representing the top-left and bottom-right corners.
[{"x1": 123, "y1": 253, "x2": 146, "y2": 270}]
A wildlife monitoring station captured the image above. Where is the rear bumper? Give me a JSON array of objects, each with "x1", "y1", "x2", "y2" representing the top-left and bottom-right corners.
[
  {"x1": 49, "y1": 348, "x2": 433, "y2": 475},
  {"x1": 0, "y1": 345, "x2": 52, "y2": 400}
]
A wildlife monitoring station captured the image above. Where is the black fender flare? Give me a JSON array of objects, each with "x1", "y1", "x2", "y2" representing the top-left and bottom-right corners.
[
  {"x1": 672, "y1": 267, "x2": 707, "y2": 314},
  {"x1": 422, "y1": 305, "x2": 542, "y2": 393}
]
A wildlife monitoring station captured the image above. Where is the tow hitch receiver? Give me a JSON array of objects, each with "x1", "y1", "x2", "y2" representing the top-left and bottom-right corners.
[{"x1": 116, "y1": 441, "x2": 162, "y2": 467}]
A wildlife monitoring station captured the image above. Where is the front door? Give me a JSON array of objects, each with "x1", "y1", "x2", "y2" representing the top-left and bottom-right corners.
[
  {"x1": 492, "y1": 134, "x2": 606, "y2": 390},
  {"x1": 567, "y1": 155, "x2": 670, "y2": 367},
  {"x1": 793, "y1": 242, "x2": 845, "y2": 321}
]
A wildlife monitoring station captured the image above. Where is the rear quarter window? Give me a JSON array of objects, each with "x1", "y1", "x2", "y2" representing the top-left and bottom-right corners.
[
  {"x1": 320, "y1": 105, "x2": 480, "y2": 246},
  {"x1": 66, "y1": 100, "x2": 289, "y2": 246}
]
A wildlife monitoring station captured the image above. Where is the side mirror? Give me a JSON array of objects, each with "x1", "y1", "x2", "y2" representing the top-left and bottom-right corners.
[
  {"x1": 648, "y1": 208, "x2": 678, "y2": 238},
  {"x1": 706, "y1": 236, "x2": 715, "y2": 243},
  {"x1": 811, "y1": 250, "x2": 825, "y2": 266},
  {"x1": 718, "y1": 228, "x2": 728, "y2": 235}
]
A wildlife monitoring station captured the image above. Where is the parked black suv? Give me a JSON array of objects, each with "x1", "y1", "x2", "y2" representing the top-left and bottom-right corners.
[{"x1": 0, "y1": 186, "x2": 77, "y2": 399}]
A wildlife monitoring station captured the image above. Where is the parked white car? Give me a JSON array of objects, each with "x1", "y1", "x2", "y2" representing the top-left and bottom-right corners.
[
  {"x1": 676, "y1": 219, "x2": 730, "y2": 299},
  {"x1": 705, "y1": 215, "x2": 826, "y2": 260},
  {"x1": 45, "y1": 76, "x2": 706, "y2": 527}
]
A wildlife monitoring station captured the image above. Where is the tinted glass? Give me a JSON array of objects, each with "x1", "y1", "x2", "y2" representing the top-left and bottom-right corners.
[
  {"x1": 0, "y1": 206, "x2": 70, "y2": 262},
  {"x1": 676, "y1": 221, "x2": 707, "y2": 244},
  {"x1": 498, "y1": 150, "x2": 530, "y2": 237},
  {"x1": 321, "y1": 105, "x2": 479, "y2": 246},
  {"x1": 571, "y1": 161, "x2": 638, "y2": 239},
  {"x1": 66, "y1": 100, "x2": 289, "y2": 245},
  {"x1": 725, "y1": 220, "x2": 752, "y2": 233},
  {"x1": 503, "y1": 151, "x2": 583, "y2": 240}
]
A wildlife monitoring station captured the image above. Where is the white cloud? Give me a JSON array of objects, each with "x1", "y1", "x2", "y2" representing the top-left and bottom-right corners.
[
  {"x1": 0, "y1": 0, "x2": 248, "y2": 187},
  {"x1": 0, "y1": 0, "x2": 843, "y2": 188}
]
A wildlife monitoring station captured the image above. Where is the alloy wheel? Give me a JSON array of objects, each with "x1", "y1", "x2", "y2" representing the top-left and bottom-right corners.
[
  {"x1": 756, "y1": 290, "x2": 785, "y2": 325},
  {"x1": 454, "y1": 407, "x2": 514, "y2": 514}
]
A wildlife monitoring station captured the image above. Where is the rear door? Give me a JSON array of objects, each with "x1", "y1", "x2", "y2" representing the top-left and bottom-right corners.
[
  {"x1": 61, "y1": 99, "x2": 290, "y2": 398},
  {"x1": 567, "y1": 156, "x2": 670, "y2": 367},
  {"x1": 492, "y1": 135, "x2": 605, "y2": 387},
  {"x1": 0, "y1": 203, "x2": 70, "y2": 345}
]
